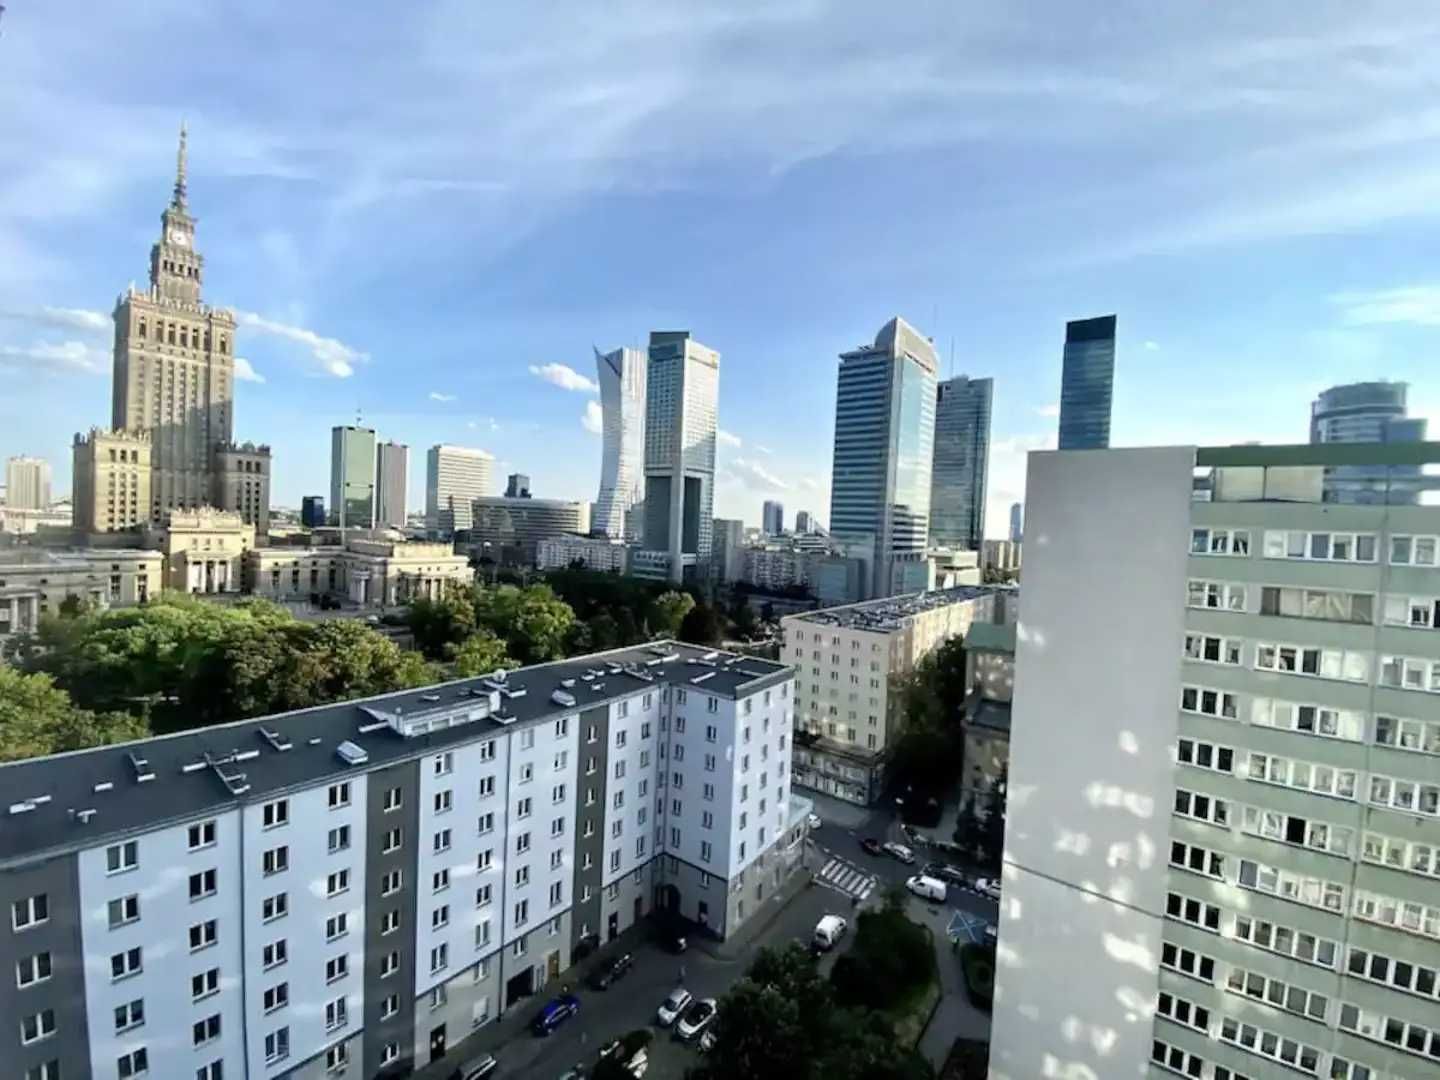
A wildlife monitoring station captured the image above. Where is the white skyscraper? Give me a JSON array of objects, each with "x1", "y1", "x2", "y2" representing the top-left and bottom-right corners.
[
  {"x1": 5, "y1": 456, "x2": 52, "y2": 510},
  {"x1": 639, "y1": 331, "x2": 719, "y2": 584},
  {"x1": 593, "y1": 346, "x2": 646, "y2": 539},
  {"x1": 425, "y1": 444, "x2": 493, "y2": 534}
]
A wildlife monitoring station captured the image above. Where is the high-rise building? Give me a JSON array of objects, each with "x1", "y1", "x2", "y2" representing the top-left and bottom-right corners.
[
  {"x1": 212, "y1": 441, "x2": 271, "y2": 535},
  {"x1": 711, "y1": 517, "x2": 746, "y2": 584},
  {"x1": 827, "y1": 317, "x2": 938, "y2": 599},
  {"x1": 992, "y1": 440, "x2": 1440, "y2": 1080},
  {"x1": 375, "y1": 441, "x2": 409, "y2": 529},
  {"x1": 301, "y1": 495, "x2": 326, "y2": 528},
  {"x1": 1008, "y1": 500, "x2": 1023, "y2": 542},
  {"x1": 330, "y1": 425, "x2": 376, "y2": 530},
  {"x1": 1310, "y1": 381, "x2": 1427, "y2": 504},
  {"x1": 594, "y1": 346, "x2": 647, "y2": 539},
  {"x1": 5, "y1": 456, "x2": 51, "y2": 510},
  {"x1": 505, "y1": 473, "x2": 531, "y2": 499},
  {"x1": 929, "y1": 375, "x2": 992, "y2": 551},
  {"x1": 425, "y1": 445, "x2": 493, "y2": 534},
  {"x1": 1057, "y1": 314, "x2": 1116, "y2": 450},
  {"x1": 470, "y1": 496, "x2": 589, "y2": 566},
  {"x1": 72, "y1": 429, "x2": 152, "y2": 534},
  {"x1": 641, "y1": 331, "x2": 719, "y2": 584},
  {"x1": 762, "y1": 500, "x2": 785, "y2": 536},
  {"x1": 795, "y1": 511, "x2": 814, "y2": 534},
  {"x1": 0, "y1": 642, "x2": 803, "y2": 1080}
]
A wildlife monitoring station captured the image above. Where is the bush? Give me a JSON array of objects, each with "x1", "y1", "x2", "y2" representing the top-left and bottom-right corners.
[
  {"x1": 959, "y1": 944, "x2": 994, "y2": 1009},
  {"x1": 830, "y1": 907, "x2": 933, "y2": 1010}
]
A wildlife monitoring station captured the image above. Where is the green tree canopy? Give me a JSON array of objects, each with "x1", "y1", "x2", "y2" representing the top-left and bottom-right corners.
[
  {"x1": 678, "y1": 602, "x2": 724, "y2": 646},
  {"x1": 449, "y1": 630, "x2": 513, "y2": 677},
  {"x1": 648, "y1": 590, "x2": 696, "y2": 639},
  {"x1": 407, "y1": 585, "x2": 477, "y2": 658},
  {"x1": 0, "y1": 667, "x2": 148, "y2": 763}
]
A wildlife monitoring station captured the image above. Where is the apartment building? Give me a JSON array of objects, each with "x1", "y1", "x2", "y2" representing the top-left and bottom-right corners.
[
  {"x1": 782, "y1": 585, "x2": 994, "y2": 804},
  {"x1": 0, "y1": 642, "x2": 800, "y2": 1079},
  {"x1": 991, "y1": 443, "x2": 1440, "y2": 1080}
]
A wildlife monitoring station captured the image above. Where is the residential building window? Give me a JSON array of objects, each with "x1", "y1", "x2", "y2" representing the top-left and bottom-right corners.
[
  {"x1": 262, "y1": 845, "x2": 289, "y2": 875},
  {"x1": 1255, "y1": 641, "x2": 1370, "y2": 682},
  {"x1": 381, "y1": 869, "x2": 402, "y2": 896},
  {"x1": 1218, "y1": 1017, "x2": 1320, "y2": 1074},
  {"x1": 1262, "y1": 584, "x2": 1374, "y2": 624},
  {"x1": 110, "y1": 946, "x2": 142, "y2": 980},
  {"x1": 1164, "y1": 892, "x2": 1220, "y2": 932},
  {"x1": 1232, "y1": 913, "x2": 1338, "y2": 968},
  {"x1": 262, "y1": 799, "x2": 289, "y2": 828},
  {"x1": 117, "y1": 1048, "x2": 151, "y2": 1079},
  {"x1": 434, "y1": 790, "x2": 453, "y2": 814},
  {"x1": 435, "y1": 751, "x2": 454, "y2": 775},
  {"x1": 1154, "y1": 991, "x2": 1209, "y2": 1034},
  {"x1": 326, "y1": 913, "x2": 349, "y2": 940},
  {"x1": 327, "y1": 782, "x2": 351, "y2": 809},
  {"x1": 1182, "y1": 635, "x2": 1244, "y2": 666},
  {"x1": 327, "y1": 825, "x2": 351, "y2": 853},
  {"x1": 326, "y1": 955, "x2": 349, "y2": 982},
  {"x1": 108, "y1": 894, "x2": 141, "y2": 928},
  {"x1": 1375, "y1": 713, "x2": 1440, "y2": 754},
  {"x1": 1179, "y1": 684, "x2": 1237, "y2": 719},
  {"x1": 1241, "y1": 806, "x2": 1351, "y2": 855},
  {"x1": 325, "y1": 997, "x2": 347, "y2": 1031},
  {"x1": 106, "y1": 840, "x2": 139, "y2": 874},
  {"x1": 1175, "y1": 738, "x2": 1234, "y2": 773},
  {"x1": 1159, "y1": 941, "x2": 1215, "y2": 984},
  {"x1": 189, "y1": 919, "x2": 218, "y2": 951},
  {"x1": 1251, "y1": 697, "x2": 1363, "y2": 741},
  {"x1": 434, "y1": 828, "x2": 452, "y2": 853},
  {"x1": 1246, "y1": 751, "x2": 1357, "y2": 799},
  {"x1": 1149, "y1": 1037, "x2": 1203, "y2": 1078},
  {"x1": 187, "y1": 820, "x2": 217, "y2": 850},
  {"x1": 1223, "y1": 965, "x2": 1328, "y2": 1022},
  {"x1": 383, "y1": 786, "x2": 403, "y2": 812},
  {"x1": 11, "y1": 894, "x2": 48, "y2": 931},
  {"x1": 264, "y1": 1027, "x2": 290, "y2": 1064},
  {"x1": 1353, "y1": 888, "x2": 1440, "y2": 940},
  {"x1": 20, "y1": 1008, "x2": 56, "y2": 1045},
  {"x1": 1380, "y1": 653, "x2": 1440, "y2": 693},
  {"x1": 262, "y1": 939, "x2": 287, "y2": 968},
  {"x1": 1185, "y1": 579, "x2": 1246, "y2": 611},
  {"x1": 262, "y1": 892, "x2": 288, "y2": 922},
  {"x1": 1190, "y1": 527, "x2": 1250, "y2": 556},
  {"x1": 1168, "y1": 840, "x2": 1225, "y2": 879},
  {"x1": 114, "y1": 998, "x2": 144, "y2": 1032},
  {"x1": 1262, "y1": 529, "x2": 1375, "y2": 563}
]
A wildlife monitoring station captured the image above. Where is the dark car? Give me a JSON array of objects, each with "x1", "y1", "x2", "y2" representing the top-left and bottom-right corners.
[
  {"x1": 588, "y1": 951, "x2": 634, "y2": 989},
  {"x1": 922, "y1": 862, "x2": 967, "y2": 885},
  {"x1": 453, "y1": 1054, "x2": 498, "y2": 1080},
  {"x1": 860, "y1": 837, "x2": 883, "y2": 856},
  {"x1": 531, "y1": 993, "x2": 581, "y2": 1036}
]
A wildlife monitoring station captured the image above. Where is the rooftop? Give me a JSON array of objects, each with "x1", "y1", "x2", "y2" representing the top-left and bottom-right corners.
[
  {"x1": 789, "y1": 585, "x2": 996, "y2": 632},
  {"x1": 0, "y1": 640, "x2": 790, "y2": 867},
  {"x1": 964, "y1": 621, "x2": 1016, "y2": 654}
]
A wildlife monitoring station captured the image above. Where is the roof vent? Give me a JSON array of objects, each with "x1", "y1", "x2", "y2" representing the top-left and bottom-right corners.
[
  {"x1": 74, "y1": 808, "x2": 98, "y2": 824},
  {"x1": 128, "y1": 752, "x2": 155, "y2": 783},
  {"x1": 207, "y1": 752, "x2": 251, "y2": 796},
  {"x1": 336, "y1": 741, "x2": 369, "y2": 766},
  {"x1": 691, "y1": 671, "x2": 716, "y2": 685},
  {"x1": 561, "y1": 678, "x2": 576, "y2": 688},
  {"x1": 701, "y1": 650, "x2": 720, "y2": 662},
  {"x1": 358, "y1": 720, "x2": 390, "y2": 734},
  {"x1": 502, "y1": 685, "x2": 527, "y2": 699},
  {"x1": 591, "y1": 682, "x2": 606, "y2": 692},
  {"x1": 420, "y1": 693, "x2": 441, "y2": 703},
  {"x1": 8, "y1": 801, "x2": 37, "y2": 816},
  {"x1": 259, "y1": 727, "x2": 293, "y2": 752},
  {"x1": 551, "y1": 689, "x2": 577, "y2": 707},
  {"x1": 93, "y1": 781, "x2": 114, "y2": 793}
]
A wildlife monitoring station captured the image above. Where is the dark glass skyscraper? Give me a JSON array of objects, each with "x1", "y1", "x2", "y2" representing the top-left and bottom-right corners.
[
  {"x1": 928, "y1": 375, "x2": 991, "y2": 550},
  {"x1": 1310, "y1": 381, "x2": 1426, "y2": 504},
  {"x1": 1057, "y1": 315, "x2": 1117, "y2": 450}
]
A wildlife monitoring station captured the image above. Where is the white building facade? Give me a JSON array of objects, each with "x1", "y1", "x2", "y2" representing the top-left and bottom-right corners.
[{"x1": 594, "y1": 347, "x2": 647, "y2": 540}]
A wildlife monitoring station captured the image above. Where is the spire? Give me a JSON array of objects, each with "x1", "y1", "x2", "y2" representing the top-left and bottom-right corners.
[{"x1": 173, "y1": 121, "x2": 188, "y2": 210}]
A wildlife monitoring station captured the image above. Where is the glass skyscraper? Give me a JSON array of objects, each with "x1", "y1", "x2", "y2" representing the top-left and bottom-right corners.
[
  {"x1": 928, "y1": 375, "x2": 992, "y2": 551},
  {"x1": 1310, "y1": 381, "x2": 1427, "y2": 504},
  {"x1": 330, "y1": 424, "x2": 376, "y2": 529},
  {"x1": 827, "y1": 316, "x2": 938, "y2": 599},
  {"x1": 593, "y1": 346, "x2": 646, "y2": 538},
  {"x1": 1057, "y1": 314, "x2": 1117, "y2": 450}
]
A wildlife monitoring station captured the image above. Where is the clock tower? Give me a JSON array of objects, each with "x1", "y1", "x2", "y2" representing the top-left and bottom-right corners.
[{"x1": 150, "y1": 124, "x2": 203, "y2": 305}]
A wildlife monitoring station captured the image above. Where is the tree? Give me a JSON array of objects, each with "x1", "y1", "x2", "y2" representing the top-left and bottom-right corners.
[
  {"x1": 730, "y1": 598, "x2": 758, "y2": 639},
  {"x1": 648, "y1": 590, "x2": 695, "y2": 639},
  {"x1": 449, "y1": 630, "x2": 513, "y2": 676},
  {"x1": 678, "y1": 602, "x2": 723, "y2": 646},
  {"x1": 0, "y1": 667, "x2": 148, "y2": 763},
  {"x1": 406, "y1": 585, "x2": 477, "y2": 658},
  {"x1": 953, "y1": 795, "x2": 984, "y2": 859},
  {"x1": 978, "y1": 767, "x2": 1008, "y2": 869},
  {"x1": 472, "y1": 583, "x2": 576, "y2": 664}
]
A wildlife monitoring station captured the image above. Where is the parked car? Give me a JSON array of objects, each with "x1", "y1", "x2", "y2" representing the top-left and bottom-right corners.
[
  {"x1": 882, "y1": 841, "x2": 916, "y2": 864},
  {"x1": 975, "y1": 877, "x2": 1002, "y2": 900},
  {"x1": 453, "y1": 1054, "x2": 498, "y2": 1080},
  {"x1": 657, "y1": 987, "x2": 693, "y2": 1027},
  {"x1": 588, "y1": 952, "x2": 634, "y2": 989},
  {"x1": 532, "y1": 994, "x2": 581, "y2": 1036},
  {"x1": 806, "y1": 812, "x2": 822, "y2": 830},
  {"x1": 812, "y1": 914, "x2": 848, "y2": 951},
  {"x1": 905, "y1": 874, "x2": 947, "y2": 902},
  {"x1": 676, "y1": 998, "x2": 719, "y2": 1041},
  {"x1": 860, "y1": 837, "x2": 884, "y2": 856},
  {"x1": 922, "y1": 862, "x2": 967, "y2": 885}
]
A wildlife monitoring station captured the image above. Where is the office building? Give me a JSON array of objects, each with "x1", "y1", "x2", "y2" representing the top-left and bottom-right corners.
[
  {"x1": 980, "y1": 539, "x2": 1021, "y2": 576},
  {"x1": 0, "y1": 642, "x2": 803, "y2": 1080},
  {"x1": 470, "y1": 497, "x2": 589, "y2": 567},
  {"x1": 929, "y1": 375, "x2": 992, "y2": 551},
  {"x1": 374, "y1": 442, "x2": 409, "y2": 530},
  {"x1": 505, "y1": 473, "x2": 531, "y2": 500},
  {"x1": 827, "y1": 317, "x2": 938, "y2": 600},
  {"x1": 641, "y1": 331, "x2": 720, "y2": 584},
  {"x1": 0, "y1": 549, "x2": 162, "y2": 638},
  {"x1": 1008, "y1": 500, "x2": 1023, "y2": 543},
  {"x1": 593, "y1": 347, "x2": 647, "y2": 540},
  {"x1": 301, "y1": 496, "x2": 326, "y2": 528},
  {"x1": 536, "y1": 535, "x2": 632, "y2": 574},
  {"x1": 782, "y1": 586, "x2": 994, "y2": 803},
  {"x1": 1310, "y1": 381, "x2": 1428, "y2": 504},
  {"x1": 795, "y1": 511, "x2": 814, "y2": 534},
  {"x1": 72, "y1": 428, "x2": 153, "y2": 535},
  {"x1": 426, "y1": 445, "x2": 493, "y2": 535},
  {"x1": 5, "y1": 456, "x2": 51, "y2": 511},
  {"x1": 991, "y1": 441, "x2": 1440, "y2": 1080},
  {"x1": 212, "y1": 441, "x2": 272, "y2": 536},
  {"x1": 1056, "y1": 314, "x2": 1117, "y2": 450},
  {"x1": 331, "y1": 426, "x2": 377, "y2": 530},
  {"x1": 762, "y1": 500, "x2": 785, "y2": 536},
  {"x1": 711, "y1": 518, "x2": 746, "y2": 585},
  {"x1": 247, "y1": 536, "x2": 470, "y2": 608}
]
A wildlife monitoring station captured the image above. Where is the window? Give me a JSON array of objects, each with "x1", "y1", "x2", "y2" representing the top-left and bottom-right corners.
[
  {"x1": 476, "y1": 883, "x2": 493, "y2": 907},
  {"x1": 1172, "y1": 788, "x2": 1229, "y2": 827},
  {"x1": 1380, "y1": 653, "x2": 1440, "y2": 693},
  {"x1": 1232, "y1": 913, "x2": 1338, "y2": 968},
  {"x1": 383, "y1": 827, "x2": 403, "y2": 853},
  {"x1": 1347, "y1": 944, "x2": 1440, "y2": 1004},
  {"x1": 265, "y1": 1027, "x2": 290, "y2": 1064},
  {"x1": 700, "y1": 840, "x2": 712, "y2": 863},
  {"x1": 1262, "y1": 528, "x2": 1376, "y2": 563},
  {"x1": 118, "y1": 1048, "x2": 150, "y2": 1078},
  {"x1": 478, "y1": 810, "x2": 495, "y2": 834},
  {"x1": 187, "y1": 820, "x2": 217, "y2": 850},
  {"x1": 262, "y1": 939, "x2": 287, "y2": 968},
  {"x1": 516, "y1": 832, "x2": 532, "y2": 854},
  {"x1": 514, "y1": 899, "x2": 529, "y2": 926},
  {"x1": 381, "y1": 1042, "x2": 400, "y2": 1066},
  {"x1": 1169, "y1": 840, "x2": 1225, "y2": 879},
  {"x1": 1255, "y1": 641, "x2": 1370, "y2": 682},
  {"x1": 1362, "y1": 829, "x2": 1440, "y2": 880},
  {"x1": 1179, "y1": 684, "x2": 1237, "y2": 718},
  {"x1": 192, "y1": 1013, "x2": 221, "y2": 1046},
  {"x1": 383, "y1": 786, "x2": 403, "y2": 812},
  {"x1": 326, "y1": 1042, "x2": 350, "y2": 1072},
  {"x1": 551, "y1": 816, "x2": 565, "y2": 838},
  {"x1": 432, "y1": 904, "x2": 451, "y2": 929},
  {"x1": 325, "y1": 997, "x2": 348, "y2": 1031},
  {"x1": 262, "y1": 845, "x2": 289, "y2": 875},
  {"x1": 20, "y1": 1008, "x2": 56, "y2": 1044},
  {"x1": 433, "y1": 828, "x2": 452, "y2": 853},
  {"x1": 430, "y1": 943, "x2": 449, "y2": 973},
  {"x1": 1185, "y1": 579, "x2": 1246, "y2": 611},
  {"x1": 1175, "y1": 737, "x2": 1234, "y2": 773},
  {"x1": 475, "y1": 919, "x2": 492, "y2": 948},
  {"x1": 1182, "y1": 634, "x2": 1244, "y2": 666},
  {"x1": 380, "y1": 992, "x2": 400, "y2": 1019},
  {"x1": 328, "y1": 781, "x2": 351, "y2": 809},
  {"x1": 433, "y1": 868, "x2": 451, "y2": 893},
  {"x1": 1224, "y1": 965, "x2": 1328, "y2": 1022},
  {"x1": 609, "y1": 850, "x2": 621, "y2": 872},
  {"x1": 434, "y1": 789, "x2": 453, "y2": 814},
  {"x1": 1236, "y1": 858, "x2": 1345, "y2": 912},
  {"x1": 477, "y1": 848, "x2": 493, "y2": 871},
  {"x1": 1190, "y1": 526, "x2": 1250, "y2": 557},
  {"x1": 380, "y1": 950, "x2": 399, "y2": 978},
  {"x1": 380, "y1": 909, "x2": 401, "y2": 935},
  {"x1": 110, "y1": 946, "x2": 142, "y2": 980},
  {"x1": 381, "y1": 869, "x2": 402, "y2": 896},
  {"x1": 1218, "y1": 1017, "x2": 1321, "y2": 1074},
  {"x1": 1261, "y1": 585, "x2": 1374, "y2": 624},
  {"x1": 435, "y1": 751, "x2": 454, "y2": 775},
  {"x1": 1149, "y1": 1036, "x2": 1204, "y2": 1077},
  {"x1": 326, "y1": 912, "x2": 349, "y2": 941},
  {"x1": 517, "y1": 796, "x2": 533, "y2": 818},
  {"x1": 1164, "y1": 892, "x2": 1220, "y2": 932},
  {"x1": 108, "y1": 894, "x2": 141, "y2": 928},
  {"x1": 1353, "y1": 888, "x2": 1440, "y2": 940},
  {"x1": 480, "y1": 739, "x2": 496, "y2": 761},
  {"x1": 106, "y1": 840, "x2": 138, "y2": 873},
  {"x1": 1375, "y1": 713, "x2": 1440, "y2": 755},
  {"x1": 1250, "y1": 697, "x2": 1363, "y2": 741},
  {"x1": 1241, "y1": 806, "x2": 1351, "y2": 855},
  {"x1": 1245, "y1": 751, "x2": 1357, "y2": 800},
  {"x1": 11, "y1": 894, "x2": 48, "y2": 931},
  {"x1": 1155, "y1": 991, "x2": 1209, "y2": 1034},
  {"x1": 262, "y1": 799, "x2": 289, "y2": 828},
  {"x1": 114, "y1": 998, "x2": 144, "y2": 1032},
  {"x1": 520, "y1": 763, "x2": 534, "y2": 783}
]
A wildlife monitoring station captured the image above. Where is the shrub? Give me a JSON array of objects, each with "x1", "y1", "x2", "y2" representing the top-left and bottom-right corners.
[{"x1": 960, "y1": 944, "x2": 994, "y2": 1009}]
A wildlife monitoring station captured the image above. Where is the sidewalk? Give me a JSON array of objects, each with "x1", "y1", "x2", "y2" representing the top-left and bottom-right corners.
[{"x1": 691, "y1": 847, "x2": 820, "y2": 962}]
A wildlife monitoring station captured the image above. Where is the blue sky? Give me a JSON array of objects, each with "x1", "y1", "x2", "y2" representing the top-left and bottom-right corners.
[{"x1": 4, "y1": 2, "x2": 1440, "y2": 534}]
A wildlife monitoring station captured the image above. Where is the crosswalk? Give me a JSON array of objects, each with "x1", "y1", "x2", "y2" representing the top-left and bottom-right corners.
[{"x1": 815, "y1": 856, "x2": 878, "y2": 902}]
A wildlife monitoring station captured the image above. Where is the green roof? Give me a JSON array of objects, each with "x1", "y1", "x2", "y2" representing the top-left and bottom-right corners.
[
  {"x1": 965, "y1": 621, "x2": 1016, "y2": 654},
  {"x1": 1197, "y1": 442, "x2": 1440, "y2": 468}
]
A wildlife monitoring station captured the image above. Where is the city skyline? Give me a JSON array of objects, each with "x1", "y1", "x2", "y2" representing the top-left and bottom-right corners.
[{"x1": 5, "y1": 6, "x2": 1440, "y2": 535}]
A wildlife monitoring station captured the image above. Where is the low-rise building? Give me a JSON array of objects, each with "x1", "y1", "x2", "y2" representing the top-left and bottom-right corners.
[
  {"x1": 960, "y1": 619, "x2": 1016, "y2": 802},
  {"x1": 782, "y1": 585, "x2": 996, "y2": 803},
  {"x1": 0, "y1": 500, "x2": 73, "y2": 536},
  {"x1": 980, "y1": 538, "x2": 1021, "y2": 575},
  {"x1": 535, "y1": 534, "x2": 632, "y2": 573},
  {"x1": 245, "y1": 536, "x2": 471, "y2": 608},
  {"x1": 0, "y1": 548, "x2": 162, "y2": 637},
  {"x1": 146, "y1": 508, "x2": 255, "y2": 595},
  {"x1": 470, "y1": 496, "x2": 589, "y2": 566}
]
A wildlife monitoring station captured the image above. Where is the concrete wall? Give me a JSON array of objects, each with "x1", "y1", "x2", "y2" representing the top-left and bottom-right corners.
[
  {"x1": 362, "y1": 759, "x2": 420, "y2": 1079},
  {"x1": 571, "y1": 704, "x2": 610, "y2": 950},
  {"x1": 989, "y1": 447, "x2": 1194, "y2": 1080}
]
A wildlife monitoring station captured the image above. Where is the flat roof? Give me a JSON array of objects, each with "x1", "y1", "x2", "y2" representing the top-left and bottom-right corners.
[
  {"x1": 0, "y1": 641, "x2": 790, "y2": 867},
  {"x1": 964, "y1": 621, "x2": 1015, "y2": 654},
  {"x1": 1196, "y1": 441, "x2": 1440, "y2": 468},
  {"x1": 788, "y1": 585, "x2": 995, "y2": 632}
]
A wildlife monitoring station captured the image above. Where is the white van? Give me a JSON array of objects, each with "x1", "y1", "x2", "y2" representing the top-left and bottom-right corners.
[
  {"x1": 905, "y1": 874, "x2": 947, "y2": 902},
  {"x1": 813, "y1": 914, "x2": 848, "y2": 950}
]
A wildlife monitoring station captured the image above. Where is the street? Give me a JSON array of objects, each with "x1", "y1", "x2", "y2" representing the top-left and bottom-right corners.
[{"x1": 414, "y1": 791, "x2": 996, "y2": 1080}]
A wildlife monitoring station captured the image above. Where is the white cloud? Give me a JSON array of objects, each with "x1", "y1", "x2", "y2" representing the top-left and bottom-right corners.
[
  {"x1": 799, "y1": 476, "x2": 824, "y2": 491},
  {"x1": 1143, "y1": 340, "x2": 1160, "y2": 351},
  {"x1": 717, "y1": 428, "x2": 742, "y2": 448},
  {"x1": 529, "y1": 362, "x2": 598, "y2": 393},
  {"x1": 727, "y1": 456, "x2": 790, "y2": 492},
  {"x1": 753, "y1": 444, "x2": 773, "y2": 455},
  {"x1": 0, "y1": 339, "x2": 107, "y2": 374},
  {"x1": 233, "y1": 355, "x2": 265, "y2": 383},
  {"x1": 1034, "y1": 403, "x2": 1060, "y2": 418},
  {"x1": 234, "y1": 311, "x2": 366, "y2": 378},
  {"x1": 0, "y1": 305, "x2": 109, "y2": 334},
  {"x1": 581, "y1": 400, "x2": 604, "y2": 435},
  {"x1": 1330, "y1": 285, "x2": 1440, "y2": 327},
  {"x1": 985, "y1": 432, "x2": 1056, "y2": 539},
  {"x1": 429, "y1": 391, "x2": 457, "y2": 402}
]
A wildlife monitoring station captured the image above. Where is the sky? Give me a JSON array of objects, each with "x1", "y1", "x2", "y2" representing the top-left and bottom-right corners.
[{"x1": 4, "y1": 2, "x2": 1440, "y2": 535}]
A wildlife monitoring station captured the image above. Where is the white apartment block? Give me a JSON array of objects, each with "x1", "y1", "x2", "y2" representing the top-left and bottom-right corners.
[
  {"x1": 991, "y1": 443, "x2": 1440, "y2": 1080},
  {"x1": 536, "y1": 535, "x2": 632, "y2": 573},
  {"x1": 1, "y1": 642, "x2": 800, "y2": 1080},
  {"x1": 782, "y1": 586, "x2": 995, "y2": 804},
  {"x1": 426, "y1": 445, "x2": 493, "y2": 535}
]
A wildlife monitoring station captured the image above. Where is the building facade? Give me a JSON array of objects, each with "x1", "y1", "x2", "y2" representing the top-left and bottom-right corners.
[
  {"x1": 376, "y1": 442, "x2": 409, "y2": 530},
  {"x1": 1008, "y1": 501, "x2": 1022, "y2": 543},
  {"x1": 742, "y1": 545, "x2": 811, "y2": 592},
  {"x1": 641, "y1": 331, "x2": 719, "y2": 584},
  {"x1": 980, "y1": 539, "x2": 1021, "y2": 576},
  {"x1": 148, "y1": 508, "x2": 255, "y2": 595},
  {"x1": 470, "y1": 497, "x2": 589, "y2": 567},
  {"x1": 1310, "y1": 381, "x2": 1427, "y2": 505},
  {"x1": 0, "y1": 643, "x2": 799, "y2": 1080},
  {"x1": 782, "y1": 586, "x2": 994, "y2": 804},
  {"x1": 991, "y1": 441, "x2": 1440, "y2": 1080},
  {"x1": 5, "y1": 456, "x2": 51, "y2": 511},
  {"x1": 331, "y1": 426, "x2": 377, "y2": 530},
  {"x1": 246, "y1": 538, "x2": 471, "y2": 608},
  {"x1": 710, "y1": 518, "x2": 746, "y2": 585},
  {"x1": 762, "y1": 501, "x2": 785, "y2": 536},
  {"x1": 301, "y1": 496, "x2": 326, "y2": 529},
  {"x1": 426, "y1": 445, "x2": 493, "y2": 535},
  {"x1": 535, "y1": 535, "x2": 631, "y2": 573},
  {"x1": 504, "y1": 474, "x2": 530, "y2": 500},
  {"x1": 212, "y1": 441, "x2": 272, "y2": 536},
  {"x1": 72, "y1": 428, "x2": 154, "y2": 535},
  {"x1": 929, "y1": 375, "x2": 992, "y2": 551},
  {"x1": 0, "y1": 549, "x2": 162, "y2": 638},
  {"x1": 795, "y1": 511, "x2": 814, "y2": 534},
  {"x1": 1056, "y1": 314, "x2": 1117, "y2": 451},
  {"x1": 593, "y1": 347, "x2": 647, "y2": 540},
  {"x1": 827, "y1": 317, "x2": 938, "y2": 601}
]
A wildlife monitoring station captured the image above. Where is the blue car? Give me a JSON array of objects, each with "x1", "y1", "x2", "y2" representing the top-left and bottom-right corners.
[{"x1": 531, "y1": 993, "x2": 581, "y2": 1036}]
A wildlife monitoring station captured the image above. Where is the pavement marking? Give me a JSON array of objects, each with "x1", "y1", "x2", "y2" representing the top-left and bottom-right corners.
[
  {"x1": 815, "y1": 855, "x2": 878, "y2": 902},
  {"x1": 947, "y1": 908, "x2": 993, "y2": 945}
]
